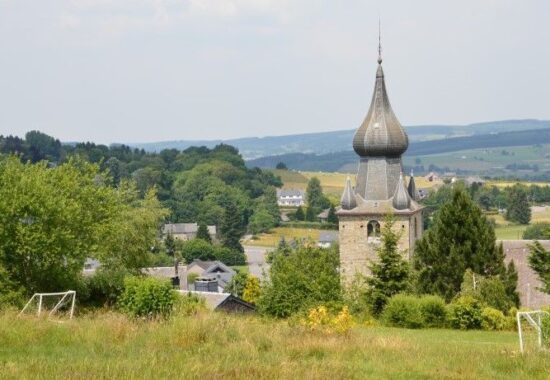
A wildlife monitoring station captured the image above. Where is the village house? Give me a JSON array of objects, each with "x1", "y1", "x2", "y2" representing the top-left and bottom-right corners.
[
  {"x1": 318, "y1": 231, "x2": 338, "y2": 248},
  {"x1": 276, "y1": 189, "x2": 305, "y2": 207},
  {"x1": 162, "y1": 223, "x2": 217, "y2": 241},
  {"x1": 178, "y1": 291, "x2": 255, "y2": 313},
  {"x1": 186, "y1": 260, "x2": 236, "y2": 292}
]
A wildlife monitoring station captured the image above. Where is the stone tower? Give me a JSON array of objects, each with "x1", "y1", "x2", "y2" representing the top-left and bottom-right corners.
[{"x1": 336, "y1": 49, "x2": 423, "y2": 282}]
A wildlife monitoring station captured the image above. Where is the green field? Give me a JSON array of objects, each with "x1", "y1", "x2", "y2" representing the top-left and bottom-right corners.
[{"x1": 1, "y1": 311, "x2": 549, "y2": 379}]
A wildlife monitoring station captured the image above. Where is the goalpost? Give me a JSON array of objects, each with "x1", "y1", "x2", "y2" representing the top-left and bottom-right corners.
[
  {"x1": 19, "y1": 290, "x2": 76, "y2": 319},
  {"x1": 517, "y1": 310, "x2": 548, "y2": 354}
]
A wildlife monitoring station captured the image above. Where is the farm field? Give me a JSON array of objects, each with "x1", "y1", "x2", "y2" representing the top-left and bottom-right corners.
[
  {"x1": 1, "y1": 311, "x2": 549, "y2": 379},
  {"x1": 248, "y1": 227, "x2": 322, "y2": 247},
  {"x1": 492, "y1": 206, "x2": 550, "y2": 240}
]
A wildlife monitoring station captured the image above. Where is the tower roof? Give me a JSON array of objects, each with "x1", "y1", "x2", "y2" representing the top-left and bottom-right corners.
[
  {"x1": 352, "y1": 61, "x2": 408, "y2": 157},
  {"x1": 340, "y1": 176, "x2": 357, "y2": 210},
  {"x1": 392, "y1": 172, "x2": 411, "y2": 210}
]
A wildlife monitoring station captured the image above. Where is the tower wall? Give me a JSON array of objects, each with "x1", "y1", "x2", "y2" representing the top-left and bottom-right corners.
[{"x1": 339, "y1": 210, "x2": 423, "y2": 283}]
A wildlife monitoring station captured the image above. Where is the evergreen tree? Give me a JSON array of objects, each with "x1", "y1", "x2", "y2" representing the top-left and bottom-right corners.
[
  {"x1": 327, "y1": 204, "x2": 338, "y2": 224},
  {"x1": 503, "y1": 260, "x2": 520, "y2": 307},
  {"x1": 196, "y1": 222, "x2": 212, "y2": 243},
  {"x1": 294, "y1": 206, "x2": 305, "y2": 221},
  {"x1": 164, "y1": 232, "x2": 176, "y2": 256},
  {"x1": 367, "y1": 216, "x2": 410, "y2": 315},
  {"x1": 305, "y1": 206, "x2": 316, "y2": 222},
  {"x1": 414, "y1": 186, "x2": 505, "y2": 301},
  {"x1": 528, "y1": 241, "x2": 550, "y2": 294},
  {"x1": 220, "y1": 201, "x2": 244, "y2": 253},
  {"x1": 306, "y1": 177, "x2": 330, "y2": 214},
  {"x1": 505, "y1": 184, "x2": 531, "y2": 224}
]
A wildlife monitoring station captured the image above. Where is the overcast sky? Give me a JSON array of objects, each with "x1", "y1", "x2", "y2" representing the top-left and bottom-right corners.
[{"x1": 1, "y1": 0, "x2": 549, "y2": 144}]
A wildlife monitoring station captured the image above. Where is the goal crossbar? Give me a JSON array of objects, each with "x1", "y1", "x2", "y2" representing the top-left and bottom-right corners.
[
  {"x1": 19, "y1": 290, "x2": 76, "y2": 319},
  {"x1": 517, "y1": 310, "x2": 548, "y2": 354}
]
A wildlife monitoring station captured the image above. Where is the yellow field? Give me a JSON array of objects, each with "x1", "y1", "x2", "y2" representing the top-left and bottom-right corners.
[
  {"x1": 249, "y1": 227, "x2": 321, "y2": 247},
  {"x1": 486, "y1": 180, "x2": 550, "y2": 188},
  {"x1": 272, "y1": 169, "x2": 442, "y2": 197}
]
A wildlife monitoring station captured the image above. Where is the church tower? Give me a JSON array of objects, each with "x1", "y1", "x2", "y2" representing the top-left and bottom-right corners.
[{"x1": 337, "y1": 42, "x2": 423, "y2": 282}]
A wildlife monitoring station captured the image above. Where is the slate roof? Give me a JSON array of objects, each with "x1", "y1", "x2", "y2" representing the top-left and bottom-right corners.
[
  {"x1": 319, "y1": 231, "x2": 338, "y2": 243},
  {"x1": 392, "y1": 173, "x2": 411, "y2": 210},
  {"x1": 277, "y1": 189, "x2": 305, "y2": 198},
  {"x1": 178, "y1": 291, "x2": 255, "y2": 312},
  {"x1": 163, "y1": 223, "x2": 216, "y2": 235}
]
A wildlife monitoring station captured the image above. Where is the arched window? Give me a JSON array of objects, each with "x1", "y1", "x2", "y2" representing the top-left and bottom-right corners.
[{"x1": 367, "y1": 220, "x2": 380, "y2": 239}]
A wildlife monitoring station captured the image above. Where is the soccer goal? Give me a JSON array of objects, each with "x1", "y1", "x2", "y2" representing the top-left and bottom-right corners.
[
  {"x1": 19, "y1": 290, "x2": 76, "y2": 319},
  {"x1": 517, "y1": 310, "x2": 548, "y2": 354}
]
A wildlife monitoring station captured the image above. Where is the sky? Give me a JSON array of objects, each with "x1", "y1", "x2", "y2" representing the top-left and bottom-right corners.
[{"x1": 1, "y1": 0, "x2": 549, "y2": 144}]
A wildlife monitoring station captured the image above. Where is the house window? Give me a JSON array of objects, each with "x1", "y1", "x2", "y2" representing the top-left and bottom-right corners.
[{"x1": 367, "y1": 220, "x2": 380, "y2": 238}]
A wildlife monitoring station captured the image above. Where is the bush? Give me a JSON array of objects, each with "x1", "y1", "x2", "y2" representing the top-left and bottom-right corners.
[
  {"x1": 382, "y1": 295, "x2": 424, "y2": 329},
  {"x1": 175, "y1": 293, "x2": 206, "y2": 316},
  {"x1": 84, "y1": 268, "x2": 128, "y2": 307},
  {"x1": 301, "y1": 305, "x2": 354, "y2": 335},
  {"x1": 481, "y1": 307, "x2": 506, "y2": 330},
  {"x1": 448, "y1": 296, "x2": 483, "y2": 330},
  {"x1": 419, "y1": 295, "x2": 447, "y2": 328},
  {"x1": 118, "y1": 276, "x2": 177, "y2": 319},
  {"x1": 542, "y1": 314, "x2": 550, "y2": 347}
]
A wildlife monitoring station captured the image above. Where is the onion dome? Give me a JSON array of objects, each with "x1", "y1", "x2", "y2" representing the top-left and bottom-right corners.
[
  {"x1": 392, "y1": 172, "x2": 410, "y2": 210},
  {"x1": 352, "y1": 62, "x2": 408, "y2": 157},
  {"x1": 340, "y1": 176, "x2": 357, "y2": 210},
  {"x1": 407, "y1": 170, "x2": 418, "y2": 201}
]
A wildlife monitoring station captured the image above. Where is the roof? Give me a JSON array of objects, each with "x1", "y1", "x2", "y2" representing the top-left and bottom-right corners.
[
  {"x1": 163, "y1": 223, "x2": 216, "y2": 235},
  {"x1": 188, "y1": 260, "x2": 235, "y2": 275},
  {"x1": 317, "y1": 208, "x2": 330, "y2": 219},
  {"x1": 340, "y1": 176, "x2": 357, "y2": 210},
  {"x1": 143, "y1": 266, "x2": 187, "y2": 279},
  {"x1": 319, "y1": 231, "x2": 338, "y2": 243},
  {"x1": 352, "y1": 63, "x2": 408, "y2": 157},
  {"x1": 392, "y1": 173, "x2": 411, "y2": 210},
  {"x1": 178, "y1": 291, "x2": 255, "y2": 312},
  {"x1": 407, "y1": 175, "x2": 418, "y2": 201},
  {"x1": 277, "y1": 189, "x2": 305, "y2": 197}
]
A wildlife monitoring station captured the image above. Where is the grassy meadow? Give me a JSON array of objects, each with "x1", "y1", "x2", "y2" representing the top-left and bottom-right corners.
[
  {"x1": 250, "y1": 227, "x2": 321, "y2": 247},
  {"x1": 1, "y1": 311, "x2": 549, "y2": 379}
]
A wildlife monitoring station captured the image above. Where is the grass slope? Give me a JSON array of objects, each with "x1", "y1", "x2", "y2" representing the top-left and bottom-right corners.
[{"x1": 1, "y1": 311, "x2": 549, "y2": 379}]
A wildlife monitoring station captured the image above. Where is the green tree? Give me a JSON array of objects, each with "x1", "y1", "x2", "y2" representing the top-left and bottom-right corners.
[
  {"x1": 220, "y1": 200, "x2": 244, "y2": 253},
  {"x1": 306, "y1": 177, "x2": 330, "y2": 215},
  {"x1": 275, "y1": 162, "x2": 288, "y2": 170},
  {"x1": 196, "y1": 222, "x2": 212, "y2": 243},
  {"x1": 181, "y1": 239, "x2": 217, "y2": 263},
  {"x1": 249, "y1": 208, "x2": 276, "y2": 235},
  {"x1": 305, "y1": 206, "x2": 316, "y2": 222},
  {"x1": 164, "y1": 232, "x2": 176, "y2": 257},
  {"x1": 367, "y1": 216, "x2": 410, "y2": 315},
  {"x1": 505, "y1": 184, "x2": 531, "y2": 224},
  {"x1": 294, "y1": 206, "x2": 305, "y2": 221},
  {"x1": 258, "y1": 244, "x2": 341, "y2": 318},
  {"x1": 414, "y1": 186, "x2": 506, "y2": 301},
  {"x1": 327, "y1": 204, "x2": 338, "y2": 224},
  {"x1": 224, "y1": 271, "x2": 248, "y2": 297},
  {"x1": 522, "y1": 223, "x2": 550, "y2": 240},
  {"x1": 528, "y1": 241, "x2": 550, "y2": 294}
]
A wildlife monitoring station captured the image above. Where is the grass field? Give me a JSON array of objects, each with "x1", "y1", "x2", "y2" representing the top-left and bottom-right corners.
[
  {"x1": 1, "y1": 311, "x2": 549, "y2": 379},
  {"x1": 250, "y1": 227, "x2": 321, "y2": 247}
]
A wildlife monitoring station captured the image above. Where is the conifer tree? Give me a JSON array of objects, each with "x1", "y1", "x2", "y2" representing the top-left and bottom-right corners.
[
  {"x1": 327, "y1": 205, "x2": 338, "y2": 224},
  {"x1": 505, "y1": 184, "x2": 531, "y2": 224},
  {"x1": 196, "y1": 222, "x2": 212, "y2": 243},
  {"x1": 164, "y1": 232, "x2": 176, "y2": 257},
  {"x1": 220, "y1": 201, "x2": 244, "y2": 253},
  {"x1": 367, "y1": 216, "x2": 410, "y2": 315},
  {"x1": 414, "y1": 186, "x2": 506, "y2": 301},
  {"x1": 503, "y1": 260, "x2": 520, "y2": 307},
  {"x1": 528, "y1": 241, "x2": 550, "y2": 294},
  {"x1": 294, "y1": 206, "x2": 305, "y2": 221},
  {"x1": 305, "y1": 206, "x2": 316, "y2": 222}
]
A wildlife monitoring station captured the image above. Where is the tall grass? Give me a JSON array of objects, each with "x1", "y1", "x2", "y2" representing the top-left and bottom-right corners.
[{"x1": 0, "y1": 310, "x2": 549, "y2": 379}]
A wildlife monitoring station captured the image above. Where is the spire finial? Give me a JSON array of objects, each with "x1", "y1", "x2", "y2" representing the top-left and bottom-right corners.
[
  {"x1": 377, "y1": 18, "x2": 382, "y2": 64},
  {"x1": 410, "y1": 168, "x2": 414, "y2": 177}
]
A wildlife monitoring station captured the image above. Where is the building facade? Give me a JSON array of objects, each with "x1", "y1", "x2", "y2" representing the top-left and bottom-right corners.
[{"x1": 337, "y1": 51, "x2": 423, "y2": 282}]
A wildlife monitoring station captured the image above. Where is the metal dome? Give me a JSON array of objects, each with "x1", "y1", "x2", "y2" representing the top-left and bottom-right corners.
[{"x1": 352, "y1": 64, "x2": 409, "y2": 157}]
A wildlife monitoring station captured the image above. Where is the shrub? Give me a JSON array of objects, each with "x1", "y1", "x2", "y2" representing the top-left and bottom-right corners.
[
  {"x1": 175, "y1": 293, "x2": 206, "y2": 316},
  {"x1": 84, "y1": 268, "x2": 128, "y2": 307},
  {"x1": 118, "y1": 276, "x2": 177, "y2": 319},
  {"x1": 481, "y1": 307, "x2": 506, "y2": 330},
  {"x1": 419, "y1": 295, "x2": 447, "y2": 328},
  {"x1": 302, "y1": 305, "x2": 354, "y2": 335},
  {"x1": 448, "y1": 296, "x2": 483, "y2": 330},
  {"x1": 382, "y1": 294, "x2": 424, "y2": 329},
  {"x1": 542, "y1": 314, "x2": 550, "y2": 347}
]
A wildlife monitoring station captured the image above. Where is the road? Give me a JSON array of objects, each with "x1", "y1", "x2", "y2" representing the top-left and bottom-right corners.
[{"x1": 244, "y1": 245, "x2": 271, "y2": 279}]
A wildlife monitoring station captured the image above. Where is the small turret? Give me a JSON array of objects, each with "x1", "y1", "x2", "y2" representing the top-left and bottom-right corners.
[
  {"x1": 340, "y1": 176, "x2": 357, "y2": 210},
  {"x1": 407, "y1": 170, "x2": 418, "y2": 201},
  {"x1": 392, "y1": 172, "x2": 410, "y2": 210}
]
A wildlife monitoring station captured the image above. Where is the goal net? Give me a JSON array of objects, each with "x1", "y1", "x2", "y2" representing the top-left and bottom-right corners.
[
  {"x1": 19, "y1": 291, "x2": 76, "y2": 319},
  {"x1": 517, "y1": 310, "x2": 548, "y2": 353}
]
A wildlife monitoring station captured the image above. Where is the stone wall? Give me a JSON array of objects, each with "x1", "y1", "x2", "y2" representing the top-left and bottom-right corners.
[{"x1": 501, "y1": 240, "x2": 550, "y2": 309}]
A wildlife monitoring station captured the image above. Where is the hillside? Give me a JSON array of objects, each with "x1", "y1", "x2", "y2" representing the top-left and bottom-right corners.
[
  {"x1": 247, "y1": 127, "x2": 550, "y2": 177},
  {"x1": 129, "y1": 119, "x2": 550, "y2": 159}
]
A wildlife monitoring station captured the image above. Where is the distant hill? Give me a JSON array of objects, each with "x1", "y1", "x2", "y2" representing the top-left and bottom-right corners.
[
  {"x1": 129, "y1": 119, "x2": 550, "y2": 160},
  {"x1": 246, "y1": 127, "x2": 550, "y2": 173}
]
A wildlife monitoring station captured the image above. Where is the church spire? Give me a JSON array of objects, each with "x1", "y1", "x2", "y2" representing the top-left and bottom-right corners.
[
  {"x1": 378, "y1": 18, "x2": 382, "y2": 64},
  {"x1": 392, "y1": 172, "x2": 411, "y2": 210},
  {"x1": 340, "y1": 176, "x2": 357, "y2": 210}
]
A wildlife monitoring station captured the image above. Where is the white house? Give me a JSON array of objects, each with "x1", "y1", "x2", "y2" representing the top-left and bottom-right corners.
[{"x1": 277, "y1": 189, "x2": 305, "y2": 207}]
